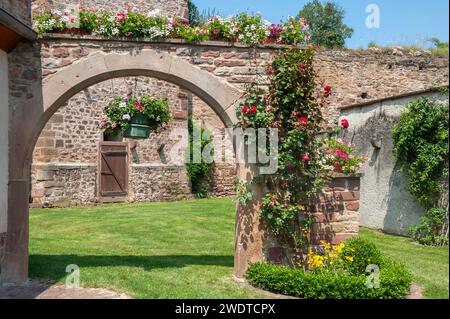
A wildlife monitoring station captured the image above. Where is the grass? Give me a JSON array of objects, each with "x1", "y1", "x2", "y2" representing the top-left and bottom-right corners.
[
  {"x1": 360, "y1": 228, "x2": 449, "y2": 299},
  {"x1": 29, "y1": 198, "x2": 265, "y2": 299},
  {"x1": 29, "y1": 198, "x2": 449, "y2": 299}
]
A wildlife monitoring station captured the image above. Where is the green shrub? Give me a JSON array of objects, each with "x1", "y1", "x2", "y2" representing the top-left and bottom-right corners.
[
  {"x1": 409, "y1": 207, "x2": 449, "y2": 246},
  {"x1": 246, "y1": 259, "x2": 412, "y2": 299},
  {"x1": 186, "y1": 117, "x2": 214, "y2": 198},
  {"x1": 246, "y1": 238, "x2": 412, "y2": 299},
  {"x1": 342, "y1": 237, "x2": 383, "y2": 275}
]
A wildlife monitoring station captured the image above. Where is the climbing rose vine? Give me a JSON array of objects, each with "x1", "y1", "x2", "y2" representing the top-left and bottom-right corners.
[{"x1": 235, "y1": 47, "x2": 366, "y2": 265}]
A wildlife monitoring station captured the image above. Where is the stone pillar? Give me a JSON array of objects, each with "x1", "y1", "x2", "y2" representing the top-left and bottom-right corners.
[
  {"x1": 234, "y1": 163, "x2": 266, "y2": 279},
  {"x1": 234, "y1": 172, "x2": 361, "y2": 278},
  {"x1": 0, "y1": 49, "x2": 9, "y2": 278},
  {"x1": 310, "y1": 174, "x2": 361, "y2": 245}
]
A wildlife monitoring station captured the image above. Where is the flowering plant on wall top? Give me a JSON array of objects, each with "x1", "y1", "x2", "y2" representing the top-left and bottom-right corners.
[
  {"x1": 34, "y1": 8, "x2": 311, "y2": 46},
  {"x1": 99, "y1": 94, "x2": 171, "y2": 136}
]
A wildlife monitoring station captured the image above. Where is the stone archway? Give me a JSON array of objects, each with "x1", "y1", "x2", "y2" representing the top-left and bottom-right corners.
[{"x1": 3, "y1": 48, "x2": 244, "y2": 283}]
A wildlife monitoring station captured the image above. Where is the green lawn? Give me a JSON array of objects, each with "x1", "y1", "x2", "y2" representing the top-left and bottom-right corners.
[
  {"x1": 29, "y1": 198, "x2": 449, "y2": 299},
  {"x1": 360, "y1": 228, "x2": 449, "y2": 299}
]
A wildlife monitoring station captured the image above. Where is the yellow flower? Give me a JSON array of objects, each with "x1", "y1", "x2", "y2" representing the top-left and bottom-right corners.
[{"x1": 345, "y1": 256, "x2": 354, "y2": 262}]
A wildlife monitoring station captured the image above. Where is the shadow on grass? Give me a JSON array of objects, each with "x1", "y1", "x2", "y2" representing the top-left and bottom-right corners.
[{"x1": 29, "y1": 254, "x2": 234, "y2": 280}]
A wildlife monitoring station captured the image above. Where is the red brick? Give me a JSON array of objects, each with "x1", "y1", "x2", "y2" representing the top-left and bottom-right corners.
[
  {"x1": 312, "y1": 213, "x2": 337, "y2": 223},
  {"x1": 345, "y1": 201, "x2": 360, "y2": 211},
  {"x1": 339, "y1": 191, "x2": 360, "y2": 201},
  {"x1": 202, "y1": 50, "x2": 221, "y2": 58},
  {"x1": 52, "y1": 47, "x2": 70, "y2": 58},
  {"x1": 214, "y1": 59, "x2": 246, "y2": 67}
]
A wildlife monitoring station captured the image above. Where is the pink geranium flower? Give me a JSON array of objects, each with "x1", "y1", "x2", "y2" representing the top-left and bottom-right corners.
[{"x1": 301, "y1": 155, "x2": 311, "y2": 161}]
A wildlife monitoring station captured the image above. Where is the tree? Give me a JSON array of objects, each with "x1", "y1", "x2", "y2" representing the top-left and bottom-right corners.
[
  {"x1": 297, "y1": 0, "x2": 353, "y2": 48},
  {"x1": 188, "y1": 0, "x2": 201, "y2": 26}
]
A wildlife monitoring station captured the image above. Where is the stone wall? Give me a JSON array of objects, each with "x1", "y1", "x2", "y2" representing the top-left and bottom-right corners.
[
  {"x1": 235, "y1": 166, "x2": 361, "y2": 277},
  {"x1": 129, "y1": 165, "x2": 191, "y2": 202},
  {"x1": 30, "y1": 37, "x2": 449, "y2": 207},
  {"x1": 31, "y1": 73, "x2": 236, "y2": 206},
  {"x1": 265, "y1": 175, "x2": 361, "y2": 264},
  {"x1": 0, "y1": 51, "x2": 8, "y2": 234},
  {"x1": 39, "y1": 36, "x2": 449, "y2": 126},
  {"x1": 31, "y1": 0, "x2": 188, "y2": 19},
  {"x1": 340, "y1": 90, "x2": 449, "y2": 235},
  {"x1": 0, "y1": 0, "x2": 31, "y2": 26}
]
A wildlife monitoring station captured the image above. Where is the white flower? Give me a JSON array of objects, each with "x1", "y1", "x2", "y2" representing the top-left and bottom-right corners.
[
  {"x1": 122, "y1": 114, "x2": 131, "y2": 121},
  {"x1": 250, "y1": 25, "x2": 256, "y2": 31},
  {"x1": 147, "y1": 9, "x2": 161, "y2": 18},
  {"x1": 238, "y1": 34, "x2": 244, "y2": 39},
  {"x1": 51, "y1": 9, "x2": 62, "y2": 17},
  {"x1": 108, "y1": 15, "x2": 116, "y2": 23},
  {"x1": 119, "y1": 101, "x2": 126, "y2": 108},
  {"x1": 61, "y1": 15, "x2": 69, "y2": 23},
  {"x1": 112, "y1": 28, "x2": 119, "y2": 35},
  {"x1": 265, "y1": 30, "x2": 271, "y2": 37},
  {"x1": 48, "y1": 19, "x2": 56, "y2": 26}
]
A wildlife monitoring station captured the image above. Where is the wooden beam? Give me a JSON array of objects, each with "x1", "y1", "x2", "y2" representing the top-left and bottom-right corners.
[{"x1": 0, "y1": 25, "x2": 22, "y2": 52}]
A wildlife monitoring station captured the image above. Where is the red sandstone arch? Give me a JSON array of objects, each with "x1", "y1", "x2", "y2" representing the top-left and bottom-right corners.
[{"x1": 3, "y1": 49, "x2": 249, "y2": 283}]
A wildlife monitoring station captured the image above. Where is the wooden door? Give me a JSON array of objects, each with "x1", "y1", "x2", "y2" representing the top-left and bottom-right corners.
[{"x1": 98, "y1": 142, "x2": 129, "y2": 200}]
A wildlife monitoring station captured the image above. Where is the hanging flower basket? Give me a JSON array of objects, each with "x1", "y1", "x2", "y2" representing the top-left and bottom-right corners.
[
  {"x1": 123, "y1": 113, "x2": 152, "y2": 139},
  {"x1": 99, "y1": 93, "x2": 171, "y2": 140}
]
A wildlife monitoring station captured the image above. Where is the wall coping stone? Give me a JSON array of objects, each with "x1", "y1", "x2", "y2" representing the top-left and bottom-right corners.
[
  {"x1": 340, "y1": 86, "x2": 449, "y2": 111},
  {"x1": 39, "y1": 33, "x2": 293, "y2": 50},
  {"x1": 333, "y1": 173, "x2": 364, "y2": 178},
  {"x1": 34, "y1": 163, "x2": 96, "y2": 170}
]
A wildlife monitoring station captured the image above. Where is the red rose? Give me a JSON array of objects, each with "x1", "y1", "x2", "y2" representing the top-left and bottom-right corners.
[
  {"x1": 324, "y1": 85, "x2": 332, "y2": 92},
  {"x1": 213, "y1": 29, "x2": 220, "y2": 35},
  {"x1": 242, "y1": 106, "x2": 249, "y2": 114},
  {"x1": 135, "y1": 101, "x2": 143, "y2": 111},
  {"x1": 341, "y1": 118, "x2": 349, "y2": 129},
  {"x1": 299, "y1": 117, "x2": 308, "y2": 125},
  {"x1": 301, "y1": 155, "x2": 311, "y2": 161},
  {"x1": 250, "y1": 106, "x2": 257, "y2": 113}
]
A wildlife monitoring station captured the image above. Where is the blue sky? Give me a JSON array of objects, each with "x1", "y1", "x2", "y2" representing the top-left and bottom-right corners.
[{"x1": 191, "y1": 0, "x2": 449, "y2": 48}]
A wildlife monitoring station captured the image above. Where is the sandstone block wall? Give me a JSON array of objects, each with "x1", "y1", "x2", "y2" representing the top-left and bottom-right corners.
[
  {"x1": 31, "y1": 73, "x2": 237, "y2": 207},
  {"x1": 39, "y1": 36, "x2": 449, "y2": 127},
  {"x1": 264, "y1": 175, "x2": 361, "y2": 264}
]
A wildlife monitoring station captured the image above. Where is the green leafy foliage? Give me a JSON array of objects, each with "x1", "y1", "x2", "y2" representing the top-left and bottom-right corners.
[
  {"x1": 392, "y1": 97, "x2": 449, "y2": 207},
  {"x1": 341, "y1": 237, "x2": 383, "y2": 275},
  {"x1": 186, "y1": 117, "x2": 214, "y2": 198},
  {"x1": 33, "y1": 8, "x2": 311, "y2": 45},
  {"x1": 232, "y1": 178, "x2": 253, "y2": 205},
  {"x1": 246, "y1": 238, "x2": 412, "y2": 299},
  {"x1": 296, "y1": 0, "x2": 353, "y2": 48},
  {"x1": 392, "y1": 96, "x2": 449, "y2": 246},
  {"x1": 99, "y1": 94, "x2": 171, "y2": 135},
  {"x1": 188, "y1": 0, "x2": 202, "y2": 26},
  {"x1": 409, "y1": 207, "x2": 449, "y2": 246}
]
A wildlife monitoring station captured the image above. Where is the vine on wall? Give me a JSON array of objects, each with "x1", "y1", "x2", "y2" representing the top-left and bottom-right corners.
[
  {"x1": 186, "y1": 116, "x2": 214, "y2": 198},
  {"x1": 235, "y1": 47, "x2": 366, "y2": 265},
  {"x1": 392, "y1": 94, "x2": 449, "y2": 246}
]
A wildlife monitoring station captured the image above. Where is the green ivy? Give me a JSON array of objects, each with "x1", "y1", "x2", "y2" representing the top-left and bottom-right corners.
[
  {"x1": 392, "y1": 95, "x2": 449, "y2": 245},
  {"x1": 186, "y1": 117, "x2": 214, "y2": 198}
]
